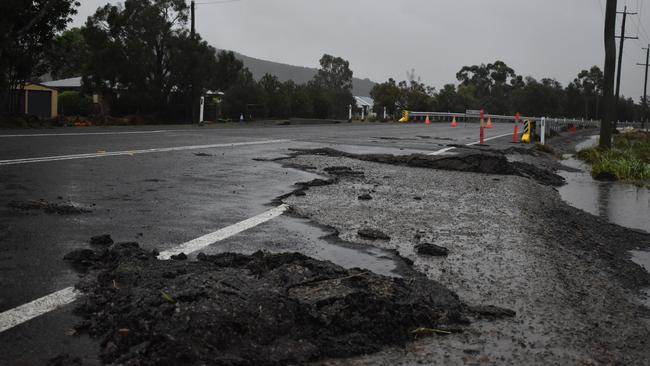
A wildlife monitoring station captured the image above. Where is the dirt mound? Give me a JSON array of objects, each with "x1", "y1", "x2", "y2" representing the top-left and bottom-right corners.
[
  {"x1": 289, "y1": 148, "x2": 565, "y2": 186},
  {"x1": 69, "y1": 243, "x2": 468, "y2": 365}
]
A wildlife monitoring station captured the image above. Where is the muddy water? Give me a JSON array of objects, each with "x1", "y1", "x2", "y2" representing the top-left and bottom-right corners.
[
  {"x1": 558, "y1": 139, "x2": 650, "y2": 305},
  {"x1": 559, "y1": 157, "x2": 650, "y2": 233}
]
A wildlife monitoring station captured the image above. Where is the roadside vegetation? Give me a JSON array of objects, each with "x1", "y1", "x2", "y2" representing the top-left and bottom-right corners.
[
  {"x1": 577, "y1": 131, "x2": 650, "y2": 184},
  {"x1": 2, "y1": 0, "x2": 647, "y2": 126}
]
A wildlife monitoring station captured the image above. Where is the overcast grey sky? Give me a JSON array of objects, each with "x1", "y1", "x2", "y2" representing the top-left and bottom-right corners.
[{"x1": 72, "y1": 0, "x2": 650, "y2": 101}]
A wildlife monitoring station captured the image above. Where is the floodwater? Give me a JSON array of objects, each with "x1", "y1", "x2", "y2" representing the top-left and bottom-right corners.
[{"x1": 558, "y1": 138, "x2": 650, "y2": 303}]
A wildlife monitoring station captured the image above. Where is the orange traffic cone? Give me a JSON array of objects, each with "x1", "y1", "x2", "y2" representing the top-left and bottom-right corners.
[
  {"x1": 451, "y1": 115, "x2": 457, "y2": 127},
  {"x1": 425, "y1": 115, "x2": 431, "y2": 124},
  {"x1": 486, "y1": 117, "x2": 493, "y2": 129}
]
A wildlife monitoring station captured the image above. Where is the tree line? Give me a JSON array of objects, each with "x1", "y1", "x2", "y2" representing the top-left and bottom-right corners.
[
  {"x1": 1, "y1": 0, "x2": 645, "y2": 123},
  {"x1": 1, "y1": 0, "x2": 354, "y2": 122},
  {"x1": 371, "y1": 62, "x2": 643, "y2": 121}
]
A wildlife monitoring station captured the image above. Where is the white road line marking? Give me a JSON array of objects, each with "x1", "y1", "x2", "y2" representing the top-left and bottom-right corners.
[
  {"x1": 427, "y1": 132, "x2": 517, "y2": 155},
  {"x1": 0, "y1": 204, "x2": 290, "y2": 333},
  {"x1": 157, "y1": 204, "x2": 290, "y2": 260},
  {"x1": 0, "y1": 139, "x2": 291, "y2": 166},
  {"x1": 0, "y1": 287, "x2": 79, "y2": 333},
  {"x1": 0, "y1": 130, "x2": 181, "y2": 138}
]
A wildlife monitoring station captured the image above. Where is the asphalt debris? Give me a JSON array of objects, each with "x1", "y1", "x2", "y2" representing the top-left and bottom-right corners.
[
  {"x1": 7, "y1": 200, "x2": 91, "y2": 215},
  {"x1": 358, "y1": 193, "x2": 373, "y2": 201},
  {"x1": 288, "y1": 148, "x2": 565, "y2": 186},
  {"x1": 415, "y1": 243, "x2": 450, "y2": 257},
  {"x1": 358, "y1": 228, "x2": 391, "y2": 241},
  {"x1": 66, "y1": 243, "x2": 469, "y2": 365},
  {"x1": 90, "y1": 234, "x2": 114, "y2": 246}
]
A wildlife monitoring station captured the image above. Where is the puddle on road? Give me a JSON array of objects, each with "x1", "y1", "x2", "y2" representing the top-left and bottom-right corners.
[
  {"x1": 559, "y1": 157, "x2": 650, "y2": 234},
  {"x1": 558, "y1": 140, "x2": 650, "y2": 306},
  {"x1": 198, "y1": 214, "x2": 408, "y2": 278}
]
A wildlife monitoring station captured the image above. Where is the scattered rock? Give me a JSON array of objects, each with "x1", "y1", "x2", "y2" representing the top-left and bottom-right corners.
[
  {"x1": 415, "y1": 243, "x2": 449, "y2": 257},
  {"x1": 90, "y1": 234, "x2": 113, "y2": 246},
  {"x1": 170, "y1": 252, "x2": 188, "y2": 261},
  {"x1": 294, "y1": 190, "x2": 307, "y2": 197},
  {"x1": 358, "y1": 193, "x2": 373, "y2": 200},
  {"x1": 194, "y1": 152, "x2": 214, "y2": 157},
  {"x1": 358, "y1": 228, "x2": 391, "y2": 240},
  {"x1": 68, "y1": 244, "x2": 469, "y2": 365},
  {"x1": 414, "y1": 196, "x2": 423, "y2": 201},
  {"x1": 470, "y1": 305, "x2": 516, "y2": 318}
]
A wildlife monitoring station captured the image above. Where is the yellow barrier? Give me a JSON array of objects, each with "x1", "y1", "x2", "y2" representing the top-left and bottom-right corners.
[
  {"x1": 521, "y1": 119, "x2": 532, "y2": 143},
  {"x1": 398, "y1": 110, "x2": 409, "y2": 123}
]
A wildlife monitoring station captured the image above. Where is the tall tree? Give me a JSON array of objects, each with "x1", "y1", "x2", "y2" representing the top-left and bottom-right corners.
[
  {"x1": 0, "y1": 0, "x2": 79, "y2": 114},
  {"x1": 370, "y1": 78, "x2": 400, "y2": 116},
  {"x1": 312, "y1": 54, "x2": 355, "y2": 119},
  {"x1": 45, "y1": 27, "x2": 89, "y2": 79},
  {"x1": 82, "y1": 0, "x2": 193, "y2": 116}
]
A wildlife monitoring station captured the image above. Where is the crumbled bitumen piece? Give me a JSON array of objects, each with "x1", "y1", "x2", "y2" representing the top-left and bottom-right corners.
[
  {"x1": 323, "y1": 166, "x2": 365, "y2": 177},
  {"x1": 63, "y1": 249, "x2": 104, "y2": 269},
  {"x1": 295, "y1": 178, "x2": 337, "y2": 187},
  {"x1": 470, "y1": 305, "x2": 517, "y2": 318},
  {"x1": 68, "y1": 244, "x2": 468, "y2": 365},
  {"x1": 288, "y1": 148, "x2": 565, "y2": 186},
  {"x1": 194, "y1": 152, "x2": 214, "y2": 157},
  {"x1": 7, "y1": 200, "x2": 91, "y2": 215},
  {"x1": 90, "y1": 234, "x2": 114, "y2": 246},
  {"x1": 415, "y1": 243, "x2": 449, "y2": 257},
  {"x1": 358, "y1": 193, "x2": 373, "y2": 200},
  {"x1": 170, "y1": 252, "x2": 188, "y2": 261},
  {"x1": 47, "y1": 353, "x2": 82, "y2": 366},
  {"x1": 358, "y1": 228, "x2": 391, "y2": 240}
]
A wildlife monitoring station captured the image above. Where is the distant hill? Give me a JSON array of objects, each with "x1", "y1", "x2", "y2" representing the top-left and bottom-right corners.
[{"x1": 231, "y1": 51, "x2": 376, "y2": 97}]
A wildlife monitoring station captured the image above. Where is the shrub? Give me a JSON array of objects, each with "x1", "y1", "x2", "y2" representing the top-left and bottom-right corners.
[{"x1": 58, "y1": 91, "x2": 93, "y2": 116}]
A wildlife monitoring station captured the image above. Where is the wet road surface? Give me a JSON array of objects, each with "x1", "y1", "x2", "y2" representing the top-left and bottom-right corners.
[{"x1": 0, "y1": 121, "x2": 516, "y2": 365}]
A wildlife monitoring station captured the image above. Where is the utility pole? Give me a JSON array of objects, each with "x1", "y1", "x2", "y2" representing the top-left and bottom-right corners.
[
  {"x1": 191, "y1": 1, "x2": 195, "y2": 38},
  {"x1": 614, "y1": 6, "x2": 638, "y2": 130},
  {"x1": 638, "y1": 45, "x2": 650, "y2": 130},
  {"x1": 190, "y1": 0, "x2": 197, "y2": 124},
  {"x1": 601, "y1": 0, "x2": 618, "y2": 149}
]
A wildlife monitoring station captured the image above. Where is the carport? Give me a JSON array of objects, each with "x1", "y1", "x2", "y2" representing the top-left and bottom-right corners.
[{"x1": 15, "y1": 83, "x2": 58, "y2": 119}]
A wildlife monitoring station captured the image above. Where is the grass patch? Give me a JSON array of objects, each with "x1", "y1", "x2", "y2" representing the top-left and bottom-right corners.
[{"x1": 577, "y1": 131, "x2": 650, "y2": 183}]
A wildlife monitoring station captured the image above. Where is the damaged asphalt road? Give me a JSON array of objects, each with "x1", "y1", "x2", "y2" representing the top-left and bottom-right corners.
[{"x1": 276, "y1": 142, "x2": 650, "y2": 365}]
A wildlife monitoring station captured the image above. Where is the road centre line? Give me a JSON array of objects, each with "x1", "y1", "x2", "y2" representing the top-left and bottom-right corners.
[
  {"x1": 0, "y1": 204, "x2": 290, "y2": 334},
  {"x1": 0, "y1": 130, "x2": 185, "y2": 138},
  {"x1": 427, "y1": 132, "x2": 516, "y2": 155},
  {"x1": 0, "y1": 139, "x2": 291, "y2": 166}
]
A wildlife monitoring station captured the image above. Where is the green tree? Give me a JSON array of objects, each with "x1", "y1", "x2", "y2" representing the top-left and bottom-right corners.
[
  {"x1": 312, "y1": 54, "x2": 355, "y2": 119},
  {"x1": 82, "y1": 0, "x2": 199, "y2": 117},
  {"x1": 45, "y1": 27, "x2": 88, "y2": 79},
  {"x1": 0, "y1": 0, "x2": 79, "y2": 114},
  {"x1": 370, "y1": 78, "x2": 400, "y2": 116}
]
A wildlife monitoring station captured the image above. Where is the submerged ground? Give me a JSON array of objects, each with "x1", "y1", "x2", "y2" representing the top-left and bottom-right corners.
[{"x1": 0, "y1": 122, "x2": 649, "y2": 365}]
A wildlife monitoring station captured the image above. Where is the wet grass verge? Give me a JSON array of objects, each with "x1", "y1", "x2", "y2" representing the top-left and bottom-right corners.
[{"x1": 577, "y1": 131, "x2": 650, "y2": 184}]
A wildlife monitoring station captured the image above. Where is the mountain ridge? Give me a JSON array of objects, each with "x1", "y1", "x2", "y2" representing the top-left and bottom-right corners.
[{"x1": 230, "y1": 51, "x2": 376, "y2": 97}]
